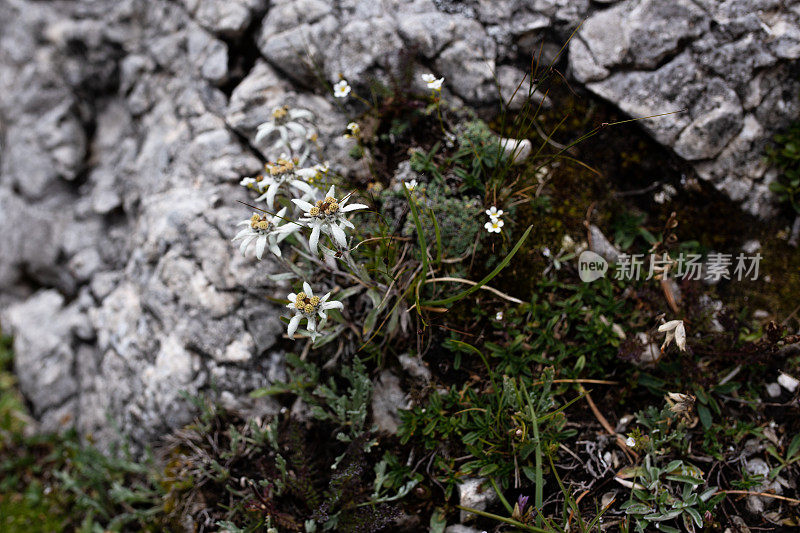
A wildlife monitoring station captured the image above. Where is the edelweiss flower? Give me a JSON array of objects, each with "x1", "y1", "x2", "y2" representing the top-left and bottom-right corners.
[
  {"x1": 252, "y1": 156, "x2": 316, "y2": 209},
  {"x1": 333, "y1": 80, "x2": 351, "y2": 98},
  {"x1": 485, "y1": 219, "x2": 504, "y2": 233},
  {"x1": 292, "y1": 185, "x2": 368, "y2": 254},
  {"x1": 232, "y1": 207, "x2": 298, "y2": 259},
  {"x1": 404, "y1": 179, "x2": 418, "y2": 191},
  {"x1": 421, "y1": 73, "x2": 444, "y2": 91},
  {"x1": 286, "y1": 282, "x2": 343, "y2": 339},
  {"x1": 658, "y1": 319, "x2": 686, "y2": 351},
  {"x1": 255, "y1": 105, "x2": 314, "y2": 147},
  {"x1": 485, "y1": 206, "x2": 504, "y2": 220}
]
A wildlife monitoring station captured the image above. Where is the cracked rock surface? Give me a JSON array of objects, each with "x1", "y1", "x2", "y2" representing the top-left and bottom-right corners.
[
  {"x1": 0, "y1": 0, "x2": 798, "y2": 447},
  {"x1": 570, "y1": 0, "x2": 800, "y2": 216}
]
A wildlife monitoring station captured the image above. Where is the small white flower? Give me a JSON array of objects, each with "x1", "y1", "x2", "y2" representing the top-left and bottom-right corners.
[
  {"x1": 292, "y1": 185, "x2": 369, "y2": 255},
  {"x1": 295, "y1": 162, "x2": 329, "y2": 186},
  {"x1": 421, "y1": 73, "x2": 444, "y2": 90},
  {"x1": 658, "y1": 319, "x2": 687, "y2": 352},
  {"x1": 404, "y1": 179, "x2": 418, "y2": 191},
  {"x1": 240, "y1": 176, "x2": 260, "y2": 189},
  {"x1": 255, "y1": 105, "x2": 314, "y2": 148},
  {"x1": 286, "y1": 282, "x2": 344, "y2": 340},
  {"x1": 625, "y1": 436, "x2": 636, "y2": 447},
  {"x1": 654, "y1": 184, "x2": 677, "y2": 204},
  {"x1": 485, "y1": 206, "x2": 504, "y2": 219},
  {"x1": 344, "y1": 121, "x2": 360, "y2": 138},
  {"x1": 333, "y1": 80, "x2": 351, "y2": 98},
  {"x1": 232, "y1": 207, "x2": 299, "y2": 260},
  {"x1": 484, "y1": 219, "x2": 504, "y2": 234},
  {"x1": 495, "y1": 311, "x2": 503, "y2": 321},
  {"x1": 542, "y1": 247, "x2": 552, "y2": 258}
]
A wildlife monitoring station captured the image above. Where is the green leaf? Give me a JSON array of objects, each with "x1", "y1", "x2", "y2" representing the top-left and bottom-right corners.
[
  {"x1": 685, "y1": 506, "x2": 703, "y2": 527},
  {"x1": 430, "y1": 207, "x2": 443, "y2": 265},
  {"x1": 788, "y1": 433, "x2": 800, "y2": 460},
  {"x1": 665, "y1": 460, "x2": 683, "y2": 473},
  {"x1": 697, "y1": 404, "x2": 713, "y2": 429},
  {"x1": 521, "y1": 465, "x2": 537, "y2": 483},
  {"x1": 770, "y1": 181, "x2": 787, "y2": 193},
  {"x1": 312, "y1": 325, "x2": 344, "y2": 349},
  {"x1": 429, "y1": 507, "x2": 446, "y2": 533},
  {"x1": 478, "y1": 463, "x2": 499, "y2": 476},
  {"x1": 644, "y1": 509, "x2": 682, "y2": 521},
  {"x1": 622, "y1": 503, "x2": 654, "y2": 515},
  {"x1": 362, "y1": 306, "x2": 381, "y2": 337},
  {"x1": 699, "y1": 487, "x2": 718, "y2": 502},
  {"x1": 574, "y1": 354, "x2": 586, "y2": 374},
  {"x1": 403, "y1": 182, "x2": 429, "y2": 280},
  {"x1": 665, "y1": 475, "x2": 704, "y2": 486}
]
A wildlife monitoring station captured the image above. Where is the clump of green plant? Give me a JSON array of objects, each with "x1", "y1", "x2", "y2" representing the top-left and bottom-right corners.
[
  {"x1": 263, "y1": 355, "x2": 378, "y2": 468},
  {"x1": 467, "y1": 279, "x2": 630, "y2": 378},
  {"x1": 766, "y1": 433, "x2": 800, "y2": 481},
  {"x1": 0, "y1": 334, "x2": 166, "y2": 532},
  {"x1": 163, "y1": 357, "x2": 410, "y2": 532},
  {"x1": 449, "y1": 120, "x2": 505, "y2": 193},
  {"x1": 0, "y1": 334, "x2": 70, "y2": 531},
  {"x1": 55, "y1": 437, "x2": 165, "y2": 531},
  {"x1": 398, "y1": 368, "x2": 579, "y2": 498},
  {"x1": 766, "y1": 121, "x2": 800, "y2": 212},
  {"x1": 623, "y1": 396, "x2": 724, "y2": 532},
  {"x1": 619, "y1": 454, "x2": 720, "y2": 533}
]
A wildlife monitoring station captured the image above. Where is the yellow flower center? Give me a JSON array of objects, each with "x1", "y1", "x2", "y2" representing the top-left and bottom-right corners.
[
  {"x1": 250, "y1": 214, "x2": 270, "y2": 229},
  {"x1": 272, "y1": 105, "x2": 289, "y2": 120},
  {"x1": 312, "y1": 197, "x2": 340, "y2": 217},
  {"x1": 292, "y1": 292, "x2": 322, "y2": 314},
  {"x1": 266, "y1": 158, "x2": 295, "y2": 176}
]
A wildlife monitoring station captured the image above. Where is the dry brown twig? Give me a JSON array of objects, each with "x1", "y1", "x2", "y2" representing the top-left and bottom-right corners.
[{"x1": 578, "y1": 384, "x2": 639, "y2": 461}]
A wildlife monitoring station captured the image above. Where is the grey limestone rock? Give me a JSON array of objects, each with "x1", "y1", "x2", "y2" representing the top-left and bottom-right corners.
[{"x1": 571, "y1": 0, "x2": 800, "y2": 216}]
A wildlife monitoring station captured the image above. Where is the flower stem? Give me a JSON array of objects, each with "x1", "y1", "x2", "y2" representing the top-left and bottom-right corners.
[{"x1": 455, "y1": 506, "x2": 552, "y2": 533}]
